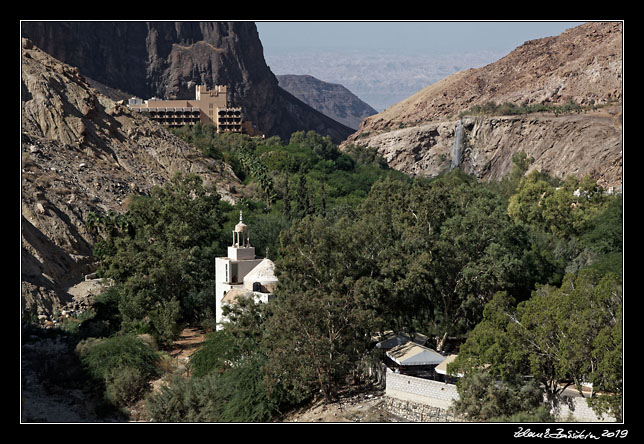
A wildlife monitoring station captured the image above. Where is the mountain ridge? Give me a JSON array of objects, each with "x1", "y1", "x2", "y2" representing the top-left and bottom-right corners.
[
  {"x1": 347, "y1": 22, "x2": 622, "y2": 134},
  {"x1": 276, "y1": 74, "x2": 378, "y2": 130},
  {"x1": 342, "y1": 21, "x2": 622, "y2": 189}
]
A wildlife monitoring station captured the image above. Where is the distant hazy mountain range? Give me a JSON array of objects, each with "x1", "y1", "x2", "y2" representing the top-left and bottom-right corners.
[
  {"x1": 276, "y1": 74, "x2": 378, "y2": 130},
  {"x1": 265, "y1": 50, "x2": 506, "y2": 112}
]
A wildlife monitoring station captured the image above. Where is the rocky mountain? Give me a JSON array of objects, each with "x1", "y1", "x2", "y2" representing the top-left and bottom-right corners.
[
  {"x1": 21, "y1": 38, "x2": 242, "y2": 318},
  {"x1": 342, "y1": 22, "x2": 623, "y2": 189},
  {"x1": 20, "y1": 21, "x2": 354, "y2": 144},
  {"x1": 276, "y1": 74, "x2": 378, "y2": 130}
]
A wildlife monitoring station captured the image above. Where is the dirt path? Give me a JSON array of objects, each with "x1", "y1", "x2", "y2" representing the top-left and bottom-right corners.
[
  {"x1": 127, "y1": 327, "x2": 207, "y2": 421},
  {"x1": 168, "y1": 327, "x2": 207, "y2": 364}
]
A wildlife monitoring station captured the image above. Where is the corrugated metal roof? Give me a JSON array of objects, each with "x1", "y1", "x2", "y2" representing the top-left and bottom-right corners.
[{"x1": 386, "y1": 342, "x2": 446, "y2": 366}]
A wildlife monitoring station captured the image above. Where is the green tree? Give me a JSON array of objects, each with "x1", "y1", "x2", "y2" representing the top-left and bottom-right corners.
[
  {"x1": 233, "y1": 146, "x2": 276, "y2": 207},
  {"x1": 295, "y1": 172, "x2": 311, "y2": 218},
  {"x1": 450, "y1": 370, "x2": 549, "y2": 422},
  {"x1": 587, "y1": 309, "x2": 622, "y2": 420},
  {"x1": 509, "y1": 172, "x2": 608, "y2": 239},
  {"x1": 354, "y1": 171, "x2": 539, "y2": 346},
  {"x1": 491, "y1": 151, "x2": 535, "y2": 201},
  {"x1": 568, "y1": 271, "x2": 623, "y2": 420},
  {"x1": 447, "y1": 292, "x2": 524, "y2": 382},
  {"x1": 289, "y1": 130, "x2": 340, "y2": 161},
  {"x1": 507, "y1": 169, "x2": 556, "y2": 229},
  {"x1": 581, "y1": 196, "x2": 622, "y2": 256},
  {"x1": 263, "y1": 215, "x2": 375, "y2": 402},
  {"x1": 96, "y1": 173, "x2": 225, "y2": 345},
  {"x1": 283, "y1": 174, "x2": 291, "y2": 220},
  {"x1": 451, "y1": 270, "x2": 622, "y2": 419}
]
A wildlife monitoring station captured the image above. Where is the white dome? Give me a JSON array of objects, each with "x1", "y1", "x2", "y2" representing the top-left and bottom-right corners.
[
  {"x1": 234, "y1": 221, "x2": 248, "y2": 232},
  {"x1": 243, "y1": 258, "x2": 278, "y2": 285},
  {"x1": 234, "y1": 210, "x2": 248, "y2": 232}
]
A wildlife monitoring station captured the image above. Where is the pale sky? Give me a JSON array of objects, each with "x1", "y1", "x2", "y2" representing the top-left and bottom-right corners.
[
  {"x1": 255, "y1": 21, "x2": 595, "y2": 111},
  {"x1": 256, "y1": 21, "x2": 588, "y2": 55}
]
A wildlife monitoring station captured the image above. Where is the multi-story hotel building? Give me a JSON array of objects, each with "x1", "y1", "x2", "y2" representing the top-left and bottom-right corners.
[{"x1": 128, "y1": 84, "x2": 254, "y2": 134}]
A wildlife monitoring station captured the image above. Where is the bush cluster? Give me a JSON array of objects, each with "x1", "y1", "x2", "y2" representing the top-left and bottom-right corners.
[
  {"x1": 76, "y1": 334, "x2": 160, "y2": 407},
  {"x1": 458, "y1": 100, "x2": 588, "y2": 118}
]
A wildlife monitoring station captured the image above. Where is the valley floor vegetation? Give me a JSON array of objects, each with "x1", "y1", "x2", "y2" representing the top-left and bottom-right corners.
[{"x1": 23, "y1": 124, "x2": 622, "y2": 422}]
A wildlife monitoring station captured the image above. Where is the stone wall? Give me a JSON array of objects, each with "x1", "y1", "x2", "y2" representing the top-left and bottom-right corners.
[{"x1": 384, "y1": 397, "x2": 464, "y2": 422}]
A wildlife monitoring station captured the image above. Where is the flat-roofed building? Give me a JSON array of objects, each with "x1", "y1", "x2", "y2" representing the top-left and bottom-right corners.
[{"x1": 128, "y1": 84, "x2": 253, "y2": 134}]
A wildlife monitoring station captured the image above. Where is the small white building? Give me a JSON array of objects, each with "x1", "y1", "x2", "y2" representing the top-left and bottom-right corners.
[
  {"x1": 386, "y1": 342, "x2": 446, "y2": 368},
  {"x1": 214, "y1": 212, "x2": 277, "y2": 329}
]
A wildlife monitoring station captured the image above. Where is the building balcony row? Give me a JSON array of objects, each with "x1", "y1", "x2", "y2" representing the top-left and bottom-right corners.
[{"x1": 132, "y1": 107, "x2": 201, "y2": 113}]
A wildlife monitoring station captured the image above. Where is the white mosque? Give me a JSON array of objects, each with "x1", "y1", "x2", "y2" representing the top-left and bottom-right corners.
[{"x1": 214, "y1": 212, "x2": 278, "y2": 329}]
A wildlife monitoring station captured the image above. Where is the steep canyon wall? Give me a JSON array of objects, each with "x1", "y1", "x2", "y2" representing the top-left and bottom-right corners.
[{"x1": 355, "y1": 111, "x2": 621, "y2": 189}]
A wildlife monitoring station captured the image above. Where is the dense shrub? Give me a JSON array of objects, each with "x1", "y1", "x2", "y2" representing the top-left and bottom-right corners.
[
  {"x1": 104, "y1": 365, "x2": 149, "y2": 406},
  {"x1": 188, "y1": 330, "x2": 238, "y2": 378},
  {"x1": 79, "y1": 334, "x2": 159, "y2": 380},
  {"x1": 78, "y1": 334, "x2": 160, "y2": 406},
  {"x1": 147, "y1": 358, "x2": 280, "y2": 423},
  {"x1": 146, "y1": 374, "x2": 222, "y2": 422}
]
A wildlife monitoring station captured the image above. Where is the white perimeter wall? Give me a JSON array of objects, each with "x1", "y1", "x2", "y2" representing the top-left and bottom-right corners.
[
  {"x1": 384, "y1": 368, "x2": 616, "y2": 422},
  {"x1": 385, "y1": 368, "x2": 458, "y2": 410}
]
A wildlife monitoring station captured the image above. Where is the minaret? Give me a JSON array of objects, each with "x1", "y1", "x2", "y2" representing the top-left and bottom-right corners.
[
  {"x1": 214, "y1": 211, "x2": 262, "y2": 329},
  {"x1": 229, "y1": 211, "x2": 253, "y2": 258}
]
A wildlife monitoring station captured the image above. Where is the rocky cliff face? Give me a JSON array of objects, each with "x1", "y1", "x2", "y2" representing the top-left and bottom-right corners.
[
  {"x1": 21, "y1": 21, "x2": 354, "y2": 143},
  {"x1": 343, "y1": 22, "x2": 622, "y2": 188},
  {"x1": 21, "y1": 38, "x2": 242, "y2": 318},
  {"x1": 356, "y1": 111, "x2": 622, "y2": 189}
]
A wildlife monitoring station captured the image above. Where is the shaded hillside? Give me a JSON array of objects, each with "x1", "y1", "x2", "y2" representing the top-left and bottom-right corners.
[
  {"x1": 277, "y1": 74, "x2": 378, "y2": 130},
  {"x1": 343, "y1": 22, "x2": 622, "y2": 189},
  {"x1": 20, "y1": 21, "x2": 354, "y2": 144},
  {"x1": 21, "y1": 38, "x2": 241, "y2": 317}
]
